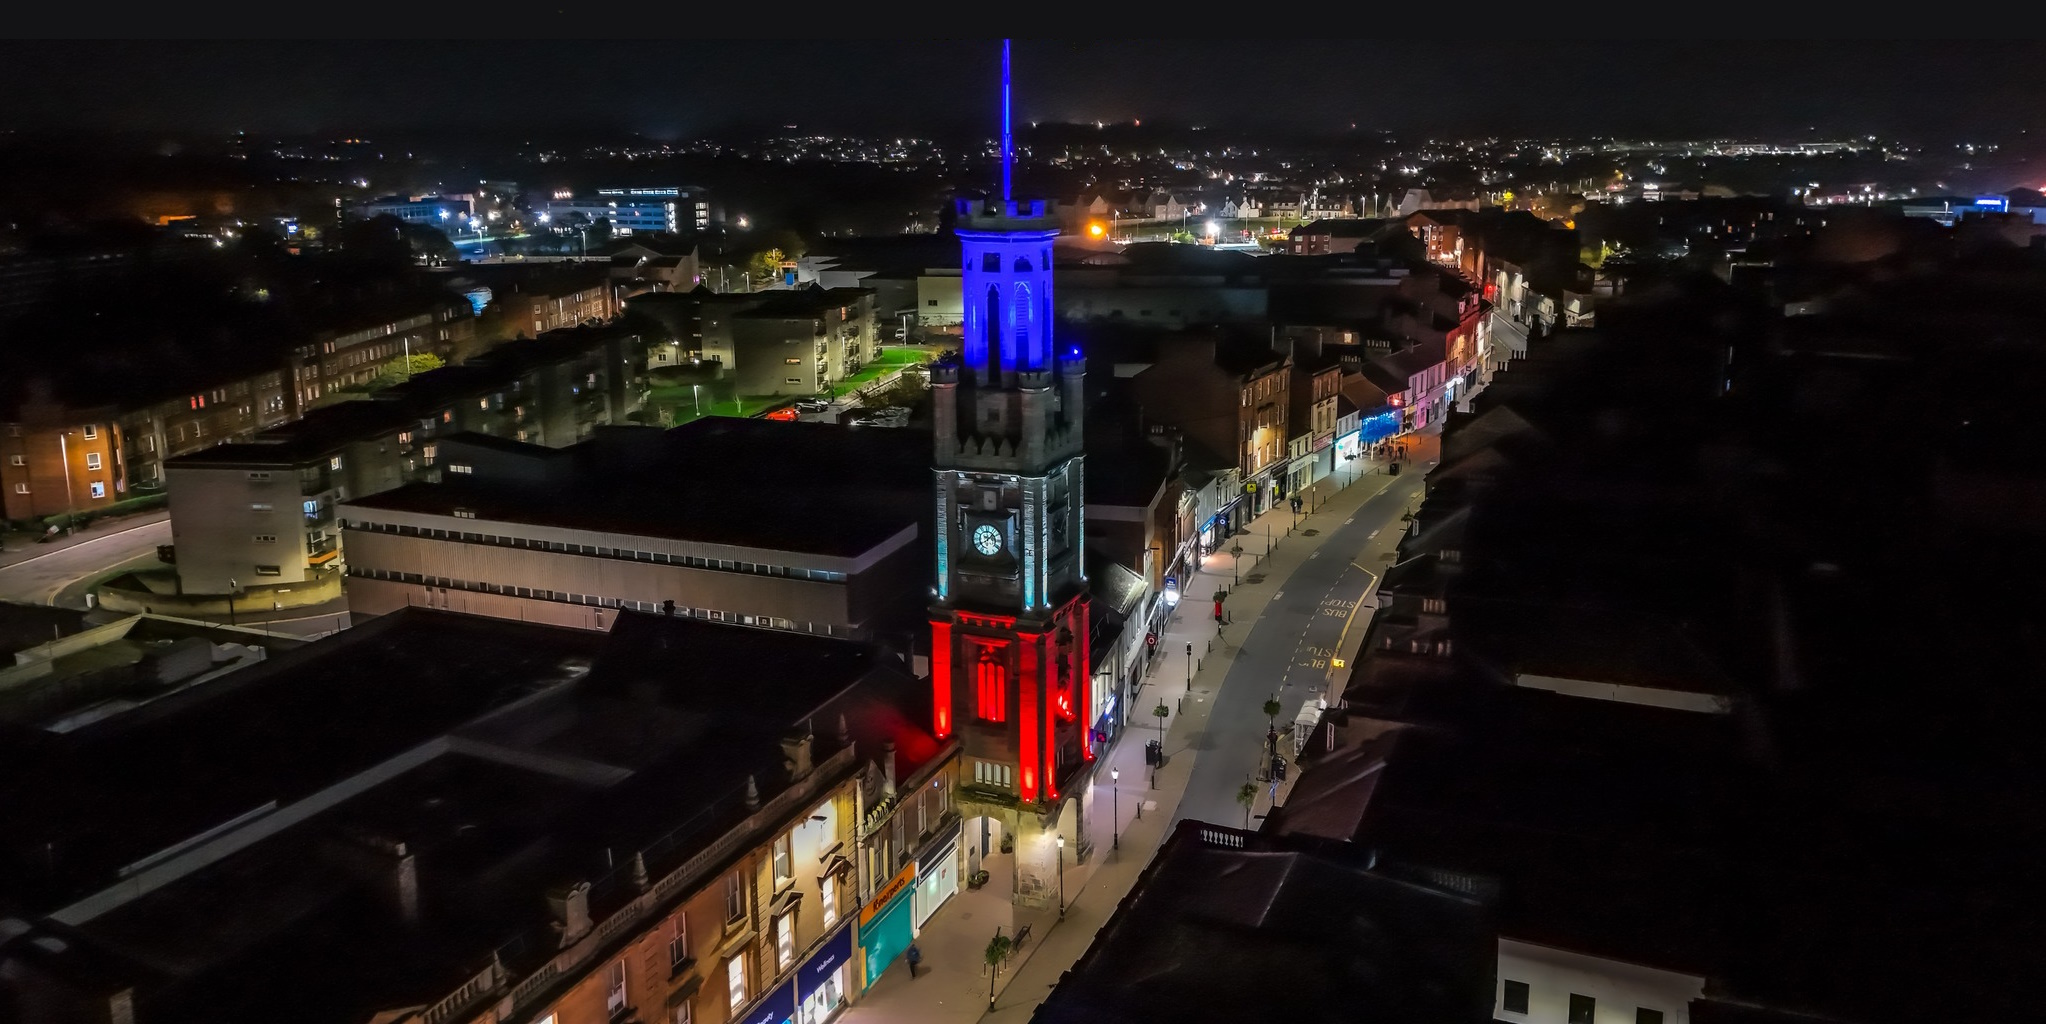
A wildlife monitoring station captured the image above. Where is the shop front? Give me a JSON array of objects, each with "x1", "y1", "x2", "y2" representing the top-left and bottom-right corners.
[
  {"x1": 1335, "y1": 429, "x2": 1363, "y2": 466},
  {"x1": 736, "y1": 980, "x2": 796, "y2": 1024},
  {"x1": 912, "y1": 835, "x2": 960, "y2": 930},
  {"x1": 796, "y1": 922, "x2": 855, "y2": 1024},
  {"x1": 857, "y1": 862, "x2": 916, "y2": 987}
]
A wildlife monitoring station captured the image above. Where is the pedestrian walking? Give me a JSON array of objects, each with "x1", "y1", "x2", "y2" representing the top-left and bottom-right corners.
[{"x1": 906, "y1": 942, "x2": 922, "y2": 978}]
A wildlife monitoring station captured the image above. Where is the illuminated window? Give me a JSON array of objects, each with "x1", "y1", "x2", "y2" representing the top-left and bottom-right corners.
[
  {"x1": 974, "y1": 646, "x2": 1006, "y2": 722},
  {"x1": 727, "y1": 956, "x2": 746, "y2": 1012},
  {"x1": 775, "y1": 912, "x2": 794, "y2": 970},
  {"x1": 820, "y1": 874, "x2": 836, "y2": 928}
]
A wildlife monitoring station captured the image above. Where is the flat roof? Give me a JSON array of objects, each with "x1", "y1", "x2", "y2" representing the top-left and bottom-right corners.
[
  {"x1": 7, "y1": 612, "x2": 929, "y2": 1024},
  {"x1": 0, "y1": 608, "x2": 604, "y2": 917},
  {"x1": 1035, "y1": 820, "x2": 1494, "y2": 1024},
  {"x1": 344, "y1": 417, "x2": 931, "y2": 558}
]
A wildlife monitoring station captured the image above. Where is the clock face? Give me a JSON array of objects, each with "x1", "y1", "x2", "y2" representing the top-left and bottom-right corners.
[{"x1": 972, "y1": 523, "x2": 1003, "y2": 556}]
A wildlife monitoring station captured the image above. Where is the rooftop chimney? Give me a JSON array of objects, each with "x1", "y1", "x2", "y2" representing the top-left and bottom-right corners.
[
  {"x1": 781, "y1": 726, "x2": 814, "y2": 782},
  {"x1": 881, "y1": 740, "x2": 898, "y2": 799},
  {"x1": 546, "y1": 880, "x2": 592, "y2": 947}
]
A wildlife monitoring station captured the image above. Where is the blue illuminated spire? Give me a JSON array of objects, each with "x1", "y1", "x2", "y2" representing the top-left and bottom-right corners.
[{"x1": 1002, "y1": 38, "x2": 1013, "y2": 201}]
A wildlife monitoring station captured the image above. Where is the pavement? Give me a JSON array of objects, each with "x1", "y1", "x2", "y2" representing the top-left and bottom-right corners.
[
  {"x1": 839, "y1": 431, "x2": 1440, "y2": 1024},
  {"x1": 0, "y1": 510, "x2": 172, "y2": 606}
]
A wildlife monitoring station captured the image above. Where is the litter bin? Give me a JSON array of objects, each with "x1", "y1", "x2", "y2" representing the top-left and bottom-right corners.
[
  {"x1": 1146, "y1": 739, "x2": 1163, "y2": 766},
  {"x1": 1388, "y1": 461, "x2": 1400, "y2": 476}
]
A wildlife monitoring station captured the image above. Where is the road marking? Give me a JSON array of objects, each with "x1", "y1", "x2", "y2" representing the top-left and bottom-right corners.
[
  {"x1": 1272, "y1": 590, "x2": 1283, "y2": 599},
  {"x1": 1309, "y1": 551, "x2": 1319, "y2": 558},
  {"x1": 1344, "y1": 517, "x2": 1355, "y2": 524}
]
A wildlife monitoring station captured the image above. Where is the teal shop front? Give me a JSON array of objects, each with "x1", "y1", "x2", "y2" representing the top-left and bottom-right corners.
[{"x1": 858, "y1": 862, "x2": 917, "y2": 987}]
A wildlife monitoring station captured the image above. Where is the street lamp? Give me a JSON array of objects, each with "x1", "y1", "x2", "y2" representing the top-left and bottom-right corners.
[
  {"x1": 1182, "y1": 640, "x2": 1192, "y2": 713},
  {"x1": 56, "y1": 430, "x2": 76, "y2": 535},
  {"x1": 1055, "y1": 834, "x2": 1066, "y2": 918},
  {"x1": 1110, "y1": 766, "x2": 1120, "y2": 851},
  {"x1": 691, "y1": 384, "x2": 703, "y2": 418},
  {"x1": 227, "y1": 577, "x2": 239, "y2": 628}
]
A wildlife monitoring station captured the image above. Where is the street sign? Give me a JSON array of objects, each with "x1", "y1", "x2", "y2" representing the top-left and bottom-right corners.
[
  {"x1": 1146, "y1": 632, "x2": 1158, "y2": 648},
  {"x1": 1163, "y1": 575, "x2": 1178, "y2": 592}
]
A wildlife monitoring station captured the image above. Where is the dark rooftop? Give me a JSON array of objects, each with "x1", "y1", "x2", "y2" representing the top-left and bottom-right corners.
[
  {"x1": 1033, "y1": 820, "x2": 1495, "y2": 1024},
  {"x1": 344, "y1": 417, "x2": 931, "y2": 558},
  {"x1": 0, "y1": 608, "x2": 602, "y2": 918}
]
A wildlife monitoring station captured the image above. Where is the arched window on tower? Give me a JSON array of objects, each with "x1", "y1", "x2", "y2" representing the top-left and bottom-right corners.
[
  {"x1": 975, "y1": 645, "x2": 1007, "y2": 722},
  {"x1": 1012, "y1": 282, "x2": 1032, "y2": 369},
  {"x1": 984, "y1": 285, "x2": 1002, "y2": 378}
]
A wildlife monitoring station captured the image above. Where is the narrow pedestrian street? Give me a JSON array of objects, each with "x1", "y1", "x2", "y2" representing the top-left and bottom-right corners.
[{"x1": 838, "y1": 432, "x2": 1439, "y2": 1024}]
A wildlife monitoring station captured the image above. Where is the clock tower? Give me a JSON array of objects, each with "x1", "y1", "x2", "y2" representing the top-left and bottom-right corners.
[{"x1": 929, "y1": 40, "x2": 1094, "y2": 908}]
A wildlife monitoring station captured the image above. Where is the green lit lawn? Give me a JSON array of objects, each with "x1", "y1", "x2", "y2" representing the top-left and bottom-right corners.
[{"x1": 829, "y1": 346, "x2": 940, "y2": 398}]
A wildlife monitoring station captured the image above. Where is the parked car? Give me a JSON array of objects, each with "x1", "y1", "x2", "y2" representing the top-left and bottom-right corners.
[{"x1": 794, "y1": 397, "x2": 830, "y2": 412}]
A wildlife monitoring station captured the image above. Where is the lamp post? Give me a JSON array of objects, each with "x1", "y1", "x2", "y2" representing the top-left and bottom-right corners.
[
  {"x1": 691, "y1": 384, "x2": 703, "y2": 418},
  {"x1": 56, "y1": 430, "x2": 76, "y2": 535},
  {"x1": 227, "y1": 577, "x2": 238, "y2": 627},
  {"x1": 1183, "y1": 641, "x2": 1192, "y2": 713},
  {"x1": 1110, "y1": 766, "x2": 1120, "y2": 850},
  {"x1": 1055, "y1": 834, "x2": 1066, "y2": 918}
]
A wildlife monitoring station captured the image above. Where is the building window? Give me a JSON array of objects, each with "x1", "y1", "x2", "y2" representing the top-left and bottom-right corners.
[
  {"x1": 974, "y1": 646, "x2": 1007, "y2": 722},
  {"x1": 606, "y1": 959, "x2": 628, "y2": 1015},
  {"x1": 820, "y1": 874, "x2": 836, "y2": 928},
  {"x1": 82, "y1": 425, "x2": 97, "y2": 439},
  {"x1": 775, "y1": 911, "x2": 794, "y2": 971},
  {"x1": 254, "y1": 564, "x2": 282, "y2": 576},
  {"x1": 973, "y1": 760, "x2": 1013, "y2": 789},
  {"x1": 727, "y1": 956, "x2": 746, "y2": 1013},
  {"x1": 1637, "y1": 1011, "x2": 1664, "y2": 1024},
  {"x1": 724, "y1": 872, "x2": 745, "y2": 923},
  {"x1": 672, "y1": 1003, "x2": 691, "y2": 1024},
  {"x1": 253, "y1": 534, "x2": 277, "y2": 544},
  {"x1": 1502, "y1": 980, "x2": 1529, "y2": 1014},
  {"x1": 669, "y1": 915, "x2": 689, "y2": 967},
  {"x1": 89, "y1": 482, "x2": 106, "y2": 499},
  {"x1": 85, "y1": 452, "x2": 101, "y2": 471},
  {"x1": 12, "y1": 483, "x2": 27, "y2": 494},
  {"x1": 6, "y1": 455, "x2": 20, "y2": 466},
  {"x1": 448, "y1": 464, "x2": 473, "y2": 474},
  {"x1": 772, "y1": 835, "x2": 793, "y2": 890},
  {"x1": 1568, "y1": 994, "x2": 1595, "y2": 1024}
]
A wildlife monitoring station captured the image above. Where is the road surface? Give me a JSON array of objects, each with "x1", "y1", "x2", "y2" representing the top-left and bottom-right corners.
[
  {"x1": 0, "y1": 515, "x2": 171, "y2": 607},
  {"x1": 1170, "y1": 466, "x2": 1427, "y2": 831}
]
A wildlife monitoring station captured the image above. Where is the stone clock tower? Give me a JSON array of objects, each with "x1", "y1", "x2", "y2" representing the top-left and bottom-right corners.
[{"x1": 929, "y1": 40, "x2": 1094, "y2": 909}]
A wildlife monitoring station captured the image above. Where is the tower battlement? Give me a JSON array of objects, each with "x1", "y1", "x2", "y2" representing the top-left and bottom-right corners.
[{"x1": 957, "y1": 196, "x2": 1062, "y2": 232}]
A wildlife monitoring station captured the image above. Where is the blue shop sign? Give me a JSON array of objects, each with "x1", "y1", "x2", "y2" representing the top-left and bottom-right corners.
[
  {"x1": 736, "y1": 981, "x2": 795, "y2": 1024},
  {"x1": 800, "y1": 921, "x2": 855, "y2": 999}
]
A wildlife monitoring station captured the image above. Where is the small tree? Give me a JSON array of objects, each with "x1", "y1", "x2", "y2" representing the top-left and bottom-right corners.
[
  {"x1": 985, "y1": 930, "x2": 1013, "y2": 1010},
  {"x1": 1237, "y1": 779, "x2": 1258, "y2": 830},
  {"x1": 1263, "y1": 695, "x2": 1283, "y2": 732},
  {"x1": 1152, "y1": 700, "x2": 1169, "y2": 743}
]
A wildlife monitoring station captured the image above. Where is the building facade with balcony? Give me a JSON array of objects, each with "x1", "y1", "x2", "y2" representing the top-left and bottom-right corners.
[{"x1": 160, "y1": 326, "x2": 649, "y2": 595}]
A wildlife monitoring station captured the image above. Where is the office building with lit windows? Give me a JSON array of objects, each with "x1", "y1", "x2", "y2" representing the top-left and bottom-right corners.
[{"x1": 338, "y1": 418, "x2": 932, "y2": 639}]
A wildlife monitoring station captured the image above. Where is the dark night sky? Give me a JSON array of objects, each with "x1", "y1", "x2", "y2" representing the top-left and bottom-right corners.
[{"x1": 1, "y1": 38, "x2": 2042, "y2": 144}]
